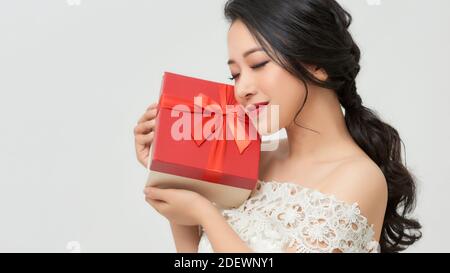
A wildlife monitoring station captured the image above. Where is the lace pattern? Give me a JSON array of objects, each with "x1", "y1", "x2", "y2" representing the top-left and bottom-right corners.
[{"x1": 198, "y1": 180, "x2": 381, "y2": 253}]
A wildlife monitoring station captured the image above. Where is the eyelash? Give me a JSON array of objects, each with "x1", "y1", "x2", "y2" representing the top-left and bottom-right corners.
[{"x1": 228, "y1": 61, "x2": 269, "y2": 81}]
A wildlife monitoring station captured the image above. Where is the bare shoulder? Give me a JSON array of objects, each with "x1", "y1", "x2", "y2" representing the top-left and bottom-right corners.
[{"x1": 322, "y1": 156, "x2": 388, "y2": 239}]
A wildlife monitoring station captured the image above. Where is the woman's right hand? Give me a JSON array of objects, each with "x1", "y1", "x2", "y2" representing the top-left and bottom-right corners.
[{"x1": 134, "y1": 102, "x2": 159, "y2": 168}]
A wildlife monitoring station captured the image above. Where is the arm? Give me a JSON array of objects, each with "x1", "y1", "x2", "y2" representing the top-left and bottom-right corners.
[
  {"x1": 145, "y1": 187, "x2": 252, "y2": 253},
  {"x1": 200, "y1": 205, "x2": 253, "y2": 253},
  {"x1": 169, "y1": 222, "x2": 201, "y2": 253}
]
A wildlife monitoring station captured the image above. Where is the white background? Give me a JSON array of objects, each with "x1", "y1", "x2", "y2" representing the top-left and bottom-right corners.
[{"x1": 0, "y1": 0, "x2": 449, "y2": 252}]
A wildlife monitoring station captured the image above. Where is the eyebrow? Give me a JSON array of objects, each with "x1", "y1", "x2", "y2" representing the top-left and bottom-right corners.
[{"x1": 227, "y1": 47, "x2": 264, "y2": 65}]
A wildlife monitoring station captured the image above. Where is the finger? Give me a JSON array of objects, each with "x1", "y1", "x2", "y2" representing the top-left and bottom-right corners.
[
  {"x1": 144, "y1": 186, "x2": 160, "y2": 199},
  {"x1": 144, "y1": 187, "x2": 169, "y2": 201},
  {"x1": 147, "y1": 102, "x2": 158, "y2": 111},
  {"x1": 137, "y1": 108, "x2": 158, "y2": 124},
  {"x1": 134, "y1": 120, "x2": 156, "y2": 135},
  {"x1": 135, "y1": 143, "x2": 150, "y2": 167},
  {"x1": 146, "y1": 196, "x2": 169, "y2": 211},
  {"x1": 135, "y1": 131, "x2": 155, "y2": 145},
  {"x1": 145, "y1": 197, "x2": 166, "y2": 213}
]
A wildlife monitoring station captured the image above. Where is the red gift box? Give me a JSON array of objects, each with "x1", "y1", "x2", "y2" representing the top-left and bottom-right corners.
[{"x1": 146, "y1": 72, "x2": 261, "y2": 209}]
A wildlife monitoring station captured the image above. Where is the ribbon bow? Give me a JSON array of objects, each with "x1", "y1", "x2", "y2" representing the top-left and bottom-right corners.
[{"x1": 157, "y1": 85, "x2": 255, "y2": 182}]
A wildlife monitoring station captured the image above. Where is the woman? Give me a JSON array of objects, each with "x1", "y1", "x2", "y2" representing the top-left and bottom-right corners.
[{"x1": 134, "y1": 0, "x2": 421, "y2": 253}]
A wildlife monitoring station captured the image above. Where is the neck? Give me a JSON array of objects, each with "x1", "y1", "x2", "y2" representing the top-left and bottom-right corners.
[{"x1": 284, "y1": 86, "x2": 356, "y2": 163}]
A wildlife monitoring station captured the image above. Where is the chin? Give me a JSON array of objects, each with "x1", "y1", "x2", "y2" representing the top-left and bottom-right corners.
[{"x1": 252, "y1": 117, "x2": 281, "y2": 137}]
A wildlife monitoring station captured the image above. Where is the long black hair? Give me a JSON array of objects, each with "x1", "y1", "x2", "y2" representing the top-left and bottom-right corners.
[{"x1": 224, "y1": 0, "x2": 422, "y2": 253}]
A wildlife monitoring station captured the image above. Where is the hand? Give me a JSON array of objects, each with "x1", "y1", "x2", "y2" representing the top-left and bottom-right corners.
[
  {"x1": 144, "y1": 186, "x2": 216, "y2": 226},
  {"x1": 134, "y1": 102, "x2": 158, "y2": 167}
]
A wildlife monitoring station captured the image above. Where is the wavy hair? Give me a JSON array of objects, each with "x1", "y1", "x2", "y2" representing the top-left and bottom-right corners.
[{"x1": 224, "y1": 0, "x2": 422, "y2": 252}]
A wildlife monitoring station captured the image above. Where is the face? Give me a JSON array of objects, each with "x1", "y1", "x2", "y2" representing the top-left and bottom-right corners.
[{"x1": 227, "y1": 19, "x2": 307, "y2": 135}]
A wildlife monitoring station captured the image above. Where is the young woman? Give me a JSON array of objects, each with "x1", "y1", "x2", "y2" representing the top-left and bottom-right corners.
[{"x1": 134, "y1": 0, "x2": 421, "y2": 253}]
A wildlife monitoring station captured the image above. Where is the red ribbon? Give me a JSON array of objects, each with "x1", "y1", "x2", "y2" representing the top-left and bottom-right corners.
[{"x1": 157, "y1": 85, "x2": 255, "y2": 182}]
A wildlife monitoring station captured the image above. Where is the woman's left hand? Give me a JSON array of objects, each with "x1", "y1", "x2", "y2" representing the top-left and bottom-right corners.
[{"x1": 144, "y1": 186, "x2": 216, "y2": 226}]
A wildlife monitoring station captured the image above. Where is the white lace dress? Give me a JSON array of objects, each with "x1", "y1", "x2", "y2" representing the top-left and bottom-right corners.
[{"x1": 197, "y1": 180, "x2": 380, "y2": 253}]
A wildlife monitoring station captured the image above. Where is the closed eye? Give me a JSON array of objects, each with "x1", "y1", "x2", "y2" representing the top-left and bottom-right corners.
[
  {"x1": 251, "y1": 60, "x2": 269, "y2": 69},
  {"x1": 228, "y1": 60, "x2": 270, "y2": 81}
]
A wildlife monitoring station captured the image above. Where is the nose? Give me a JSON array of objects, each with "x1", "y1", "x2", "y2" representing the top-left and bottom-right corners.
[{"x1": 235, "y1": 82, "x2": 257, "y2": 105}]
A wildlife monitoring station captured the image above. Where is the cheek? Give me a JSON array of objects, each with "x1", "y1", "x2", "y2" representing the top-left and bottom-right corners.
[
  {"x1": 279, "y1": 85, "x2": 306, "y2": 126},
  {"x1": 263, "y1": 68, "x2": 306, "y2": 127}
]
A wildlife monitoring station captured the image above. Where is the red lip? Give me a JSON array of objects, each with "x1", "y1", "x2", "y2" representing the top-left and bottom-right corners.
[
  {"x1": 245, "y1": 102, "x2": 269, "y2": 115},
  {"x1": 248, "y1": 101, "x2": 269, "y2": 110}
]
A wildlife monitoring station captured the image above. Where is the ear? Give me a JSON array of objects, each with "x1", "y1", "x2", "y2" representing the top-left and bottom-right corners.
[{"x1": 305, "y1": 64, "x2": 328, "y2": 81}]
